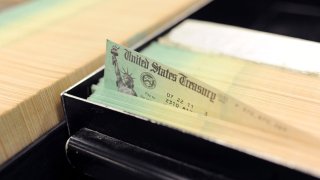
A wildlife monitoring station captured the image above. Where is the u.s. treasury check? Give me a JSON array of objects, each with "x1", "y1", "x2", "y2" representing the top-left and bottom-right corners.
[{"x1": 103, "y1": 40, "x2": 318, "y2": 144}]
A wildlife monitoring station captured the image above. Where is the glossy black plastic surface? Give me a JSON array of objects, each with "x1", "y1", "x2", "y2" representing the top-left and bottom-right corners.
[{"x1": 63, "y1": 70, "x2": 317, "y2": 180}]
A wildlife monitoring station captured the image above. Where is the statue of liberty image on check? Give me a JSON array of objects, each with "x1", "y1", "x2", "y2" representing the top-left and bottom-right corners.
[{"x1": 111, "y1": 45, "x2": 137, "y2": 96}]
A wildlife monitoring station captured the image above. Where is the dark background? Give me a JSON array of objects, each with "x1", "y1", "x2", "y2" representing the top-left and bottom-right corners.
[{"x1": 192, "y1": 0, "x2": 320, "y2": 42}]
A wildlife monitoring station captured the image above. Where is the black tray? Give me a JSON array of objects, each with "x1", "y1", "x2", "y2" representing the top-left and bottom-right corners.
[{"x1": 61, "y1": 3, "x2": 319, "y2": 178}]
